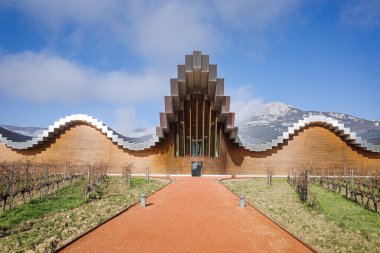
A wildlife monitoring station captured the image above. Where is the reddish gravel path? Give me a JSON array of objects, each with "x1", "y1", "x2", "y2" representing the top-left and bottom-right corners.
[{"x1": 60, "y1": 177, "x2": 312, "y2": 253}]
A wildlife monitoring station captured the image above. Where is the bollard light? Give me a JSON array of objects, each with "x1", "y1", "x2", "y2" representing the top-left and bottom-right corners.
[
  {"x1": 141, "y1": 193, "x2": 146, "y2": 208},
  {"x1": 173, "y1": 178, "x2": 176, "y2": 184},
  {"x1": 215, "y1": 178, "x2": 219, "y2": 184},
  {"x1": 240, "y1": 195, "x2": 245, "y2": 208}
]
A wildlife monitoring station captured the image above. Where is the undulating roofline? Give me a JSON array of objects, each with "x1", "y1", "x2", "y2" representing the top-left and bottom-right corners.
[
  {"x1": 1, "y1": 114, "x2": 379, "y2": 153},
  {"x1": 1, "y1": 51, "x2": 379, "y2": 153},
  {"x1": 0, "y1": 114, "x2": 159, "y2": 151},
  {"x1": 235, "y1": 115, "x2": 380, "y2": 153}
]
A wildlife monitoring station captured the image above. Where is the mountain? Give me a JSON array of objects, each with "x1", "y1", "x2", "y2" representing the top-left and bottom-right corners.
[
  {"x1": 237, "y1": 102, "x2": 380, "y2": 145},
  {"x1": 0, "y1": 125, "x2": 46, "y2": 137}
]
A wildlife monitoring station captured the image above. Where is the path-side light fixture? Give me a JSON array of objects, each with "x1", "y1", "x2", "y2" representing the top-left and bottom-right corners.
[
  {"x1": 172, "y1": 178, "x2": 176, "y2": 184},
  {"x1": 141, "y1": 193, "x2": 146, "y2": 208},
  {"x1": 240, "y1": 195, "x2": 245, "y2": 208}
]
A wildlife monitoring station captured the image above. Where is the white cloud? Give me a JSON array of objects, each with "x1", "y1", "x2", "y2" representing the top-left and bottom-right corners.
[
  {"x1": 213, "y1": 0, "x2": 302, "y2": 31},
  {"x1": 232, "y1": 98, "x2": 265, "y2": 126},
  {"x1": 0, "y1": 51, "x2": 167, "y2": 104},
  {"x1": 4, "y1": 0, "x2": 304, "y2": 64},
  {"x1": 113, "y1": 107, "x2": 154, "y2": 136},
  {"x1": 227, "y1": 85, "x2": 265, "y2": 125},
  {"x1": 340, "y1": 0, "x2": 380, "y2": 28},
  {"x1": 0, "y1": 52, "x2": 88, "y2": 102},
  {"x1": 7, "y1": 0, "x2": 224, "y2": 64}
]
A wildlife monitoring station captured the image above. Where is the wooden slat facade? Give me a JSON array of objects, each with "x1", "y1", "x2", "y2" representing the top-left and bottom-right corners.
[{"x1": 1, "y1": 123, "x2": 379, "y2": 175}]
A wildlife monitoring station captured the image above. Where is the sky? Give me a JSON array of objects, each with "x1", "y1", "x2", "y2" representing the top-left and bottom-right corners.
[{"x1": 0, "y1": 0, "x2": 379, "y2": 135}]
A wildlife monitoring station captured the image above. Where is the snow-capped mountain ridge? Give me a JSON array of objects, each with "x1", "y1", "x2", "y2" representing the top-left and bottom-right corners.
[
  {"x1": 242, "y1": 102, "x2": 379, "y2": 130},
  {"x1": 0, "y1": 125, "x2": 46, "y2": 137},
  {"x1": 244, "y1": 102, "x2": 301, "y2": 126},
  {"x1": 239, "y1": 102, "x2": 380, "y2": 146}
]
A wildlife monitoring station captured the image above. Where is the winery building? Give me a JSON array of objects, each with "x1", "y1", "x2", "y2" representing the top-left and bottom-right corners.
[{"x1": 1, "y1": 51, "x2": 380, "y2": 175}]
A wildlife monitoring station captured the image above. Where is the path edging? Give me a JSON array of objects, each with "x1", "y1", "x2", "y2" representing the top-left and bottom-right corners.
[{"x1": 54, "y1": 177, "x2": 172, "y2": 253}]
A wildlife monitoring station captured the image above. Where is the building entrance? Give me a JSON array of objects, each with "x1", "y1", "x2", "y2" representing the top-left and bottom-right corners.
[{"x1": 191, "y1": 162, "x2": 202, "y2": 176}]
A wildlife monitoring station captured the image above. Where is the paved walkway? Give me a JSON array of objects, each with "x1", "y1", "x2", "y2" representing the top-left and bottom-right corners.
[{"x1": 61, "y1": 177, "x2": 312, "y2": 253}]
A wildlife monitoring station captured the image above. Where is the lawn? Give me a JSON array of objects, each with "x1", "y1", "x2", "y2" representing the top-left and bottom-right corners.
[
  {"x1": 0, "y1": 176, "x2": 168, "y2": 253},
  {"x1": 0, "y1": 180, "x2": 86, "y2": 232},
  {"x1": 222, "y1": 178, "x2": 380, "y2": 253}
]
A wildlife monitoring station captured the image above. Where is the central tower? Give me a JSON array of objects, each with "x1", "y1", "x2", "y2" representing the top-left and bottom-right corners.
[{"x1": 156, "y1": 51, "x2": 238, "y2": 162}]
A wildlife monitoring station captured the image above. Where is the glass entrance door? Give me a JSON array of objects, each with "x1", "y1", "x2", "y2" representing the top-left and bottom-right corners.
[{"x1": 191, "y1": 162, "x2": 202, "y2": 177}]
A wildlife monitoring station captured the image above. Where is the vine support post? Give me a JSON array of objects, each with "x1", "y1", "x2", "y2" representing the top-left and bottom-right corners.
[
  {"x1": 88, "y1": 164, "x2": 91, "y2": 183},
  {"x1": 350, "y1": 170, "x2": 354, "y2": 190},
  {"x1": 267, "y1": 168, "x2": 272, "y2": 186},
  {"x1": 9, "y1": 162, "x2": 15, "y2": 210},
  {"x1": 63, "y1": 163, "x2": 67, "y2": 185},
  {"x1": 45, "y1": 164, "x2": 49, "y2": 195},
  {"x1": 301, "y1": 170, "x2": 309, "y2": 203},
  {"x1": 146, "y1": 166, "x2": 150, "y2": 183},
  {"x1": 22, "y1": 164, "x2": 26, "y2": 206},
  {"x1": 306, "y1": 170, "x2": 309, "y2": 203},
  {"x1": 85, "y1": 164, "x2": 92, "y2": 201},
  {"x1": 127, "y1": 169, "x2": 131, "y2": 188}
]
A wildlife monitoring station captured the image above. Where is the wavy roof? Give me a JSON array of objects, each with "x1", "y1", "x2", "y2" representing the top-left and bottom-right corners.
[
  {"x1": 236, "y1": 115, "x2": 380, "y2": 153},
  {"x1": 1, "y1": 113, "x2": 379, "y2": 153},
  {"x1": 0, "y1": 114, "x2": 158, "y2": 151}
]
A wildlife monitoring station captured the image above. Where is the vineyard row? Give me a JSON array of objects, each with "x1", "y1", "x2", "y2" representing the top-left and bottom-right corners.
[{"x1": 288, "y1": 168, "x2": 380, "y2": 212}]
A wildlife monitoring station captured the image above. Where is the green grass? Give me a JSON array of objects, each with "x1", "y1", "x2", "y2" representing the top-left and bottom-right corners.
[
  {"x1": 0, "y1": 177, "x2": 150, "y2": 232},
  {"x1": 310, "y1": 184, "x2": 380, "y2": 239},
  {"x1": 129, "y1": 177, "x2": 146, "y2": 188},
  {"x1": 0, "y1": 180, "x2": 86, "y2": 231}
]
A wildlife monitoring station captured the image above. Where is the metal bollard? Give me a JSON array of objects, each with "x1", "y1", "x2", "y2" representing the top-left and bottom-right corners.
[
  {"x1": 240, "y1": 195, "x2": 245, "y2": 208},
  {"x1": 172, "y1": 178, "x2": 176, "y2": 184},
  {"x1": 141, "y1": 193, "x2": 146, "y2": 208},
  {"x1": 215, "y1": 178, "x2": 219, "y2": 184}
]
